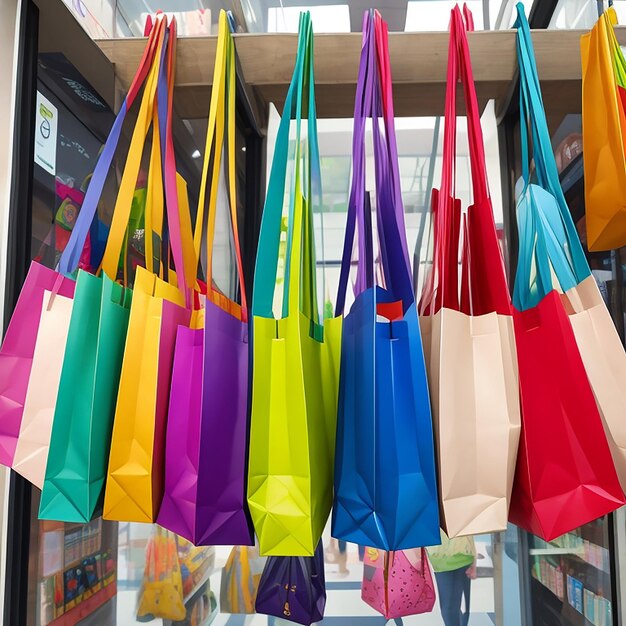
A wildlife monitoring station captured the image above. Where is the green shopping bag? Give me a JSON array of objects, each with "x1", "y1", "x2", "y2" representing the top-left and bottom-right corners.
[
  {"x1": 247, "y1": 12, "x2": 342, "y2": 557},
  {"x1": 39, "y1": 271, "x2": 131, "y2": 522}
]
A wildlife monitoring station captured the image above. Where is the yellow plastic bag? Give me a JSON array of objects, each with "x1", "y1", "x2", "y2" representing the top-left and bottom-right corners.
[
  {"x1": 137, "y1": 526, "x2": 186, "y2": 621},
  {"x1": 581, "y1": 8, "x2": 626, "y2": 250},
  {"x1": 219, "y1": 545, "x2": 265, "y2": 614}
]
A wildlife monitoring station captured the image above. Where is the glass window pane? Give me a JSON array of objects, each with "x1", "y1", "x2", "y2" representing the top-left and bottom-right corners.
[{"x1": 549, "y1": 0, "x2": 600, "y2": 29}]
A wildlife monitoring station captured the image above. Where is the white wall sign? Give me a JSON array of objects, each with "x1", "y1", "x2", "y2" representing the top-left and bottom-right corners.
[{"x1": 34, "y1": 91, "x2": 58, "y2": 176}]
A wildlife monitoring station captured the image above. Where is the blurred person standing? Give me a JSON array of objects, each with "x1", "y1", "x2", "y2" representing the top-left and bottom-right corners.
[{"x1": 428, "y1": 532, "x2": 476, "y2": 626}]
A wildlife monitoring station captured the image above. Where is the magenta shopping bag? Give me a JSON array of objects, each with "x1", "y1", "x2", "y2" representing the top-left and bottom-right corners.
[
  {"x1": 362, "y1": 548, "x2": 436, "y2": 619},
  {"x1": 0, "y1": 263, "x2": 75, "y2": 466},
  {"x1": 156, "y1": 11, "x2": 253, "y2": 546},
  {"x1": 157, "y1": 299, "x2": 253, "y2": 545}
]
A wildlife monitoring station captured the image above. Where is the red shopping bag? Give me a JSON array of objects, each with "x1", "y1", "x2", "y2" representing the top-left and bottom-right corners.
[{"x1": 510, "y1": 292, "x2": 625, "y2": 540}]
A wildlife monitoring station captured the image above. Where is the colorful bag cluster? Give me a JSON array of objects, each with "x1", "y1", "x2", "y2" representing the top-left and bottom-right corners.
[
  {"x1": 37, "y1": 15, "x2": 190, "y2": 524},
  {"x1": 2, "y1": 6, "x2": 626, "y2": 619},
  {"x1": 332, "y1": 9, "x2": 440, "y2": 551},
  {"x1": 581, "y1": 6, "x2": 626, "y2": 251},
  {"x1": 509, "y1": 5, "x2": 625, "y2": 541},
  {"x1": 361, "y1": 547, "x2": 436, "y2": 619},
  {"x1": 246, "y1": 10, "x2": 342, "y2": 557},
  {"x1": 419, "y1": 5, "x2": 521, "y2": 538}
]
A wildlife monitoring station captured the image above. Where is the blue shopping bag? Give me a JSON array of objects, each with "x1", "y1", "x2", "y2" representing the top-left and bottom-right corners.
[{"x1": 331, "y1": 11, "x2": 440, "y2": 551}]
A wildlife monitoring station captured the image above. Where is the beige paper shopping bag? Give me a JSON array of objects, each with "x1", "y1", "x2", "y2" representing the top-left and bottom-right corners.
[
  {"x1": 12, "y1": 290, "x2": 73, "y2": 488},
  {"x1": 424, "y1": 308, "x2": 521, "y2": 537},
  {"x1": 418, "y1": 7, "x2": 521, "y2": 538},
  {"x1": 563, "y1": 275, "x2": 626, "y2": 490}
]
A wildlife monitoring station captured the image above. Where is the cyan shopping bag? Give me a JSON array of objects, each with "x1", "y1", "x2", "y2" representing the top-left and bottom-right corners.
[
  {"x1": 332, "y1": 11, "x2": 440, "y2": 551},
  {"x1": 157, "y1": 11, "x2": 253, "y2": 546}
]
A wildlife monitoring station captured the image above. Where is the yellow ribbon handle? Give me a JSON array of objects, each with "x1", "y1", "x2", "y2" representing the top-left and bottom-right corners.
[
  {"x1": 193, "y1": 12, "x2": 228, "y2": 265},
  {"x1": 194, "y1": 11, "x2": 248, "y2": 319}
]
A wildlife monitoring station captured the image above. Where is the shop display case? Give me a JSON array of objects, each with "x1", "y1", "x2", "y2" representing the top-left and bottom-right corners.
[
  {"x1": 37, "y1": 519, "x2": 117, "y2": 626},
  {"x1": 528, "y1": 519, "x2": 614, "y2": 626}
]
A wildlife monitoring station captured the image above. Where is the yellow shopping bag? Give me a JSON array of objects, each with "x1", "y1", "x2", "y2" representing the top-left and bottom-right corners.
[
  {"x1": 136, "y1": 526, "x2": 186, "y2": 621},
  {"x1": 581, "y1": 8, "x2": 626, "y2": 250},
  {"x1": 247, "y1": 13, "x2": 342, "y2": 557},
  {"x1": 103, "y1": 19, "x2": 197, "y2": 523}
]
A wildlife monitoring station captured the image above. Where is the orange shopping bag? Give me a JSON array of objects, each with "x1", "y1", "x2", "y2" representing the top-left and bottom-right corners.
[{"x1": 581, "y1": 8, "x2": 626, "y2": 250}]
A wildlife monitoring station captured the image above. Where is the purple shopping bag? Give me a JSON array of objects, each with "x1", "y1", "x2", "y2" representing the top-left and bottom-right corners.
[
  {"x1": 0, "y1": 263, "x2": 75, "y2": 466},
  {"x1": 255, "y1": 541, "x2": 326, "y2": 625},
  {"x1": 156, "y1": 297, "x2": 253, "y2": 545},
  {"x1": 156, "y1": 12, "x2": 252, "y2": 546}
]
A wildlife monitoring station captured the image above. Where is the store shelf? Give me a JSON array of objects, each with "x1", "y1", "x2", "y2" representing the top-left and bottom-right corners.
[
  {"x1": 183, "y1": 567, "x2": 214, "y2": 605},
  {"x1": 531, "y1": 542, "x2": 577, "y2": 555},
  {"x1": 95, "y1": 27, "x2": 626, "y2": 124},
  {"x1": 48, "y1": 582, "x2": 117, "y2": 626},
  {"x1": 531, "y1": 573, "x2": 564, "y2": 603}
]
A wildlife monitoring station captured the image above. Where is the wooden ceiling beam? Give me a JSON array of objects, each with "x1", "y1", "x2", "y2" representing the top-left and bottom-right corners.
[{"x1": 96, "y1": 27, "x2": 626, "y2": 127}]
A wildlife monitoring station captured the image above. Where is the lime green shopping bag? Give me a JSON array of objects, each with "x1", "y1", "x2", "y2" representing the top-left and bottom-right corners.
[{"x1": 247, "y1": 12, "x2": 342, "y2": 557}]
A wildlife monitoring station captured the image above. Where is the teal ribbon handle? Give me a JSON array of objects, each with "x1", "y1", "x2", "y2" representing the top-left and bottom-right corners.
[
  {"x1": 252, "y1": 13, "x2": 310, "y2": 319},
  {"x1": 515, "y1": 3, "x2": 591, "y2": 286}
]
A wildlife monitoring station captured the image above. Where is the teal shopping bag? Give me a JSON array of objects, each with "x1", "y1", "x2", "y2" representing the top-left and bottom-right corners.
[{"x1": 39, "y1": 270, "x2": 131, "y2": 522}]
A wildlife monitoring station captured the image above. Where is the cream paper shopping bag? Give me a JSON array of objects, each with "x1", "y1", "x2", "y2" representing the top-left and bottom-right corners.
[
  {"x1": 425, "y1": 308, "x2": 521, "y2": 538},
  {"x1": 563, "y1": 275, "x2": 626, "y2": 490},
  {"x1": 12, "y1": 289, "x2": 73, "y2": 488}
]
